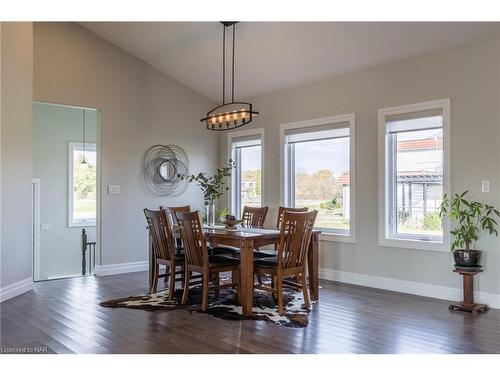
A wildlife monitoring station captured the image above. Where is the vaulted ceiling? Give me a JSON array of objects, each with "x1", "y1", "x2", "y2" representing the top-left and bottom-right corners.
[{"x1": 81, "y1": 22, "x2": 500, "y2": 102}]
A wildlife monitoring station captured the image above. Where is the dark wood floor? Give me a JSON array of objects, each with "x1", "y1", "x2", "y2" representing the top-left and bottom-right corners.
[{"x1": 1, "y1": 271, "x2": 499, "y2": 354}]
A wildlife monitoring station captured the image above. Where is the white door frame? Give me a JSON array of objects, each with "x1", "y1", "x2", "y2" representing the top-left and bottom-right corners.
[{"x1": 32, "y1": 178, "x2": 41, "y2": 281}]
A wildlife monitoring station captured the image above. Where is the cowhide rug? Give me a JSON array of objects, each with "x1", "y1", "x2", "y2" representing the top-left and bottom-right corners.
[{"x1": 100, "y1": 285, "x2": 315, "y2": 328}]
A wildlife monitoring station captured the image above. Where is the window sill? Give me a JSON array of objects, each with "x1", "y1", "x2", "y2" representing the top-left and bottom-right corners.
[
  {"x1": 319, "y1": 232, "x2": 355, "y2": 243},
  {"x1": 378, "y1": 237, "x2": 448, "y2": 252}
]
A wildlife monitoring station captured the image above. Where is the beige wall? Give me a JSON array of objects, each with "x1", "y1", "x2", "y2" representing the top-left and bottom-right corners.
[
  {"x1": 220, "y1": 38, "x2": 500, "y2": 296},
  {"x1": 1, "y1": 23, "x2": 34, "y2": 287},
  {"x1": 34, "y1": 23, "x2": 218, "y2": 269}
]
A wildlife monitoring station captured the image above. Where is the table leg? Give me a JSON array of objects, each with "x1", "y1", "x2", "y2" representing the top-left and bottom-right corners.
[
  {"x1": 308, "y1": 233, "x2": 319, "y2": 301},
  {"x1": 239, "y1": 238, "x2": 254, "y2": 317}
]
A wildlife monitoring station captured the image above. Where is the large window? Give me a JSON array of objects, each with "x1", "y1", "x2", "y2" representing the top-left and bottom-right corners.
[
  {"x1": 68, "y1": 142, "x2": 97, "y2": 227},
  {"x1": 281, "y1": 115, "x2": 355, "y2": 239},
  {"x1": 379, "y1": 99, "x2": 450, "y2": 251},
  {"x1": 228, "y1": 129, "x2": 264, "y2": 218}
]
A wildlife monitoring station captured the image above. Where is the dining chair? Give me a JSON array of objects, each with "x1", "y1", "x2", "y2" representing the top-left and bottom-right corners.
[
  {"x1": 160, "y1": 205, "x2": 191, "y2": 252},
  {"x1": 144, "y1": 209, "x2": 185, "y2": 299},
  {"x1": 242, "y1": 205, "x2": 269, "y2": 227},
  {"x1": 175, "y1": 210, "x2": 241, "y2": 311},
  {"x1": 212, "y1": 205, "x2": 269, "y2": 258},
  {"x1": 253, "y1": 210, "x2": 318, "y2": 315},
  {"x1": 256, "y1": 206, "x2": 309, "y2": 258}
]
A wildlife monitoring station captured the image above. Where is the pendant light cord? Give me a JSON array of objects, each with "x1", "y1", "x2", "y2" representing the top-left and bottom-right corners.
[
  {"x1": 222, "y1": 25, "x2": 225, "y2": 105},
  {"x1": 82, "y1": 109, "x2": 86, "y2": 161},
  {"x1": 231, "y1": 23, "x2": 235, "y2": 103}
]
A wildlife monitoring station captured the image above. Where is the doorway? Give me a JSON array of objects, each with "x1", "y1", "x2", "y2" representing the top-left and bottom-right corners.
[{"x1": 32, "y1": 102, "x2": 101, "y2": 281}]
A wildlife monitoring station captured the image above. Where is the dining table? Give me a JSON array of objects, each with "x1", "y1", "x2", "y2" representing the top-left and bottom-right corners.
[{"x1": 148, "y1": 225, "x2": 321, "y2": 317}]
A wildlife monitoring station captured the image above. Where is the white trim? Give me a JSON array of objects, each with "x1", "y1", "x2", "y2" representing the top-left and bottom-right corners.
[
  {"x1": 319, "y1": 268, "x2": 500, "y2": 309},
  {"x1": 94, "y1": 261, "x2": 149, "y2": 276},
  {"x1": 68, "y1": 141, "x2": 97, "y2": 228},
  {"x1": 32, "y1": 178, "x2": 41, "y2": 281},
  {"x1": 0, "y1": 277, "x2": 34, "y2": 303},
  {"x1": 378, "y1": 99, "x2": 451, "y2": 252},
  {"x1": 227, "y1": 127, "x2": 265, "y2": 217},
  {"x1": 279, "y1": 114, "x2": 356, "y2": 242}
]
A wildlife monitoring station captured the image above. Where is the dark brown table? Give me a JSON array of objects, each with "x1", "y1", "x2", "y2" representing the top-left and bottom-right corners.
[{"x1": 149, "y1": 225, "x2": 320, "y2": 317}]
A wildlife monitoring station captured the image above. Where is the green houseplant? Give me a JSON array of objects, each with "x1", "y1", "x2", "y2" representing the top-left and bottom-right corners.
[
  {"x1": 178, "y1": 159, "x2": 235, "y2": 226},
  {"x1": 439, "y1": 191, "x2": 500, "y2": 267}
]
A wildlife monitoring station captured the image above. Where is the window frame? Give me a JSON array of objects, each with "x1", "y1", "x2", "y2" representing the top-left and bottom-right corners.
[
  {"x1": 68, "y1": 141, "x2": 97, "y2": 228},
  {"x1": 280, "y1": 114, "x2": 356, "y2": 243},
  {"x1": 227, "y1": 128, "x2": 265, "y2": 218},
  {"x1": 378, "y1": 99, "x2": 450, "y2": 252}
]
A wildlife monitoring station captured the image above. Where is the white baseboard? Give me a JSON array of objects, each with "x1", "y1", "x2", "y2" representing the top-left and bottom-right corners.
[
  {"x1": 320, "y1": 268, "x2": 500, "y2": 309},
  {"x1": 94, "y1": 261, "x2": 149, "y2": 276},
  {"x1": 0, "y1": 277, "x2": 33, "y2": 303}
]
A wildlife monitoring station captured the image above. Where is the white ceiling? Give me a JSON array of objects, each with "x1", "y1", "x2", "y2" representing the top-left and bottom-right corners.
[{"x1": 80, "y1": 22, "x2": 500, "y2": 102}]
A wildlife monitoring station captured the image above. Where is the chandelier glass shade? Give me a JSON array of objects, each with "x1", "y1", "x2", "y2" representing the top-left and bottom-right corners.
[{"x1": 202, "y1": 22, "x2": 259, "y2": 131}]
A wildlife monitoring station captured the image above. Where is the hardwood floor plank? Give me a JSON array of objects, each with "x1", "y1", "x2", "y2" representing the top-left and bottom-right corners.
[{"x1": 1, "y1": 271, "x2": 499, "y2": 354}]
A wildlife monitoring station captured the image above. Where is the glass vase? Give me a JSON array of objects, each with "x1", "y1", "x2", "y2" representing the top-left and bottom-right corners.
[{"x1": 206, "y1": 200, "x2": 216, "y2": 227}]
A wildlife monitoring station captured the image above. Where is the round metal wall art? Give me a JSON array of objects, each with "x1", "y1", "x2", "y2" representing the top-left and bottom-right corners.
[{"x1": 143, "y1": 144, "x2": 189, "y2": 196}]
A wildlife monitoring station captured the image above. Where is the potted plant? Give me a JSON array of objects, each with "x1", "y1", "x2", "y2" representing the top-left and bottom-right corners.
[
  {"x1": 178, "y1": 160, "x2": 235, "y2": 226},
  {"x1": 439, "y1": 191, "x2": 500, "y2": 267}
]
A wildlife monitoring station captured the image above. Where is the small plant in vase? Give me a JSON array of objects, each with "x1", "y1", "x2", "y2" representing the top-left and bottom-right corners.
[
  {"x1": 439, "y1": 191, "x2": 500, "y2": 267},
  {"x1": 178, "y1": 160, "x2": 235, "y2": 226}
]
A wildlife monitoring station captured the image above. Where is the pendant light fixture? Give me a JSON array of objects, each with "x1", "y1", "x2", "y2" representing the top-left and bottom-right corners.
[
  {"x1": 81, "y1": 109, "x2": 88, "y2": 165},
  {"x1": 201, "y1": 22, "x2": 259, "y2": 131}
]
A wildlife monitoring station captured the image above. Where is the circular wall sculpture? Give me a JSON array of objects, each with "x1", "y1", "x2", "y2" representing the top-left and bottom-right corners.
[{"x1": 142, "y1": 144, "x2": 189, "y2": 196}]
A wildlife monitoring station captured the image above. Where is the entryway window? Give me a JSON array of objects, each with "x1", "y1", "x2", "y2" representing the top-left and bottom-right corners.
[
  {"x1": 378, "y1": 99, "x2": 450, "y2": 251},
  {"x1": 68, "y1": 142, "x2": 97, "y2": 227}
]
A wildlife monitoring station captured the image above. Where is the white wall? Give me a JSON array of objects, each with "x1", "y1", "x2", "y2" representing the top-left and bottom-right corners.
[
  {"x1": 0, "y1": 23, "x2": 34, "y2": 296},
  {"x1": 219, "y1": 38, "x2": 500, "y2": 299},
  {"x1": 33, "y1": 23, "x2": 218, "y2": 271},
  {"x1": 32, "y1": 103, "x2": 97, "y2": 279}
]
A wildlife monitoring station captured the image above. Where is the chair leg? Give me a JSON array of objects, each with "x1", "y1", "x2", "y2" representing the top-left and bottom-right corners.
[
  {"x1": 214, "y1": 272, "x2": 220, "y2": 298},
  {"x1": 164, "y1": 265, "x2": 169, "y2": 287},
  {"x1": 277, "y1": 276, "x2": 284, "y2": 316},
  {"x1": 272, "y1": 275, "x2": 277, "y2": 300},
  {"x1": 257, "y1": 274, "x2": 263, "y2": 285},
  {"x1": 182, "y1": 271, "x2": 191, "y2": 305},
  {"x1": 235, "y1": 270, "x2": 241, "y2": 304},
  {"x1": 301, "y1": 273, "x2": 311, "y2": 309},
  {"x1": 150, "y1": 263, "x2": 159, "y2": 294},
  {"x1": 168, "y1": 264, "x2": 175, "y2": 301},
  {"x1": 201, "y1": 272, "x2": 209, "y2": 312}
]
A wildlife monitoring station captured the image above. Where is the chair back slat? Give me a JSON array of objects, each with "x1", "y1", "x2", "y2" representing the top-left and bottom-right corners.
[
  {"x1": 276, "y1": 206, "x2": 308, "y2": 229},
  {"x1": 160, "y1": 205, "x2": 191, "y2": 231},
  {"x1": 241, "y1": 206, "x2": 268, "y2": 227},
  {"x1": 277, "y1": 211, "x2": 317, "y2": 270},
  {"x1": 144, "y1": 209, "x2": 175, "y2": 261},
  {"x1": 175, "y1": 211, "x2": 207, "y2": 268}
]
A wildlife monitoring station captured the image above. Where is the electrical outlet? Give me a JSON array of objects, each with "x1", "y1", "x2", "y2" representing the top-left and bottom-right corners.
[
  {"x1": 108, "y1": 185, "x2": 121, "y2": 195},
  {"x1": 481, "y1": 180, "x2": 490, "y2": 193}
]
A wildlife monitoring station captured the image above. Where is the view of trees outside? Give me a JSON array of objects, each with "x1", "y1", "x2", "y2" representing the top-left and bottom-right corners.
[
  {"x1": 240, "y1": 145, "x2": 262, "y2": 213},
  {"x1": 73, "y1": 149, "x2": 97, "y2": 221},
  {"x1": 293, "y1": 137, "x2": 350, "y2": 231},
  {"x1": 395, "y1": 128, "x2": 443, "y2": 236}
]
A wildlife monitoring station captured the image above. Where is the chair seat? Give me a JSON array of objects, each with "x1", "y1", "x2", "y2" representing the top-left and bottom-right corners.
[
  {"x1": 254, "y1": 256, "x2": 278, "y2": 268},
  {"x1": 211, "y1": 246, "x2": 239, "y2": 256},
  {"x1": 208, "y1": 255, "x2": 240, "y2": 268},
  {"x1": 254, "y1": 250, "x2": 276, "y2": 258}
]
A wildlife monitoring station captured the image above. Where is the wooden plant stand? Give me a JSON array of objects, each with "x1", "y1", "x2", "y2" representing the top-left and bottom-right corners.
[{"x1": 449, "y1": 268, "x2": 488, "y2": 316}]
